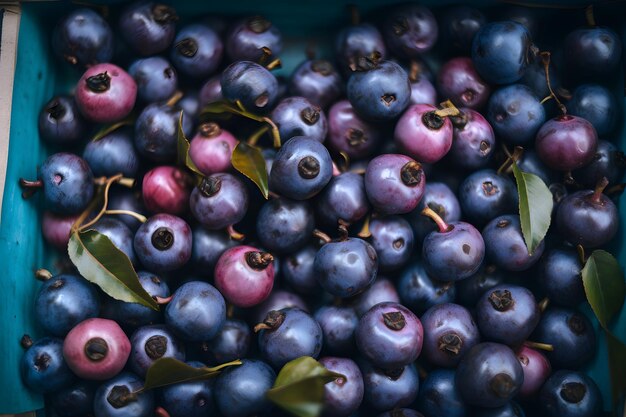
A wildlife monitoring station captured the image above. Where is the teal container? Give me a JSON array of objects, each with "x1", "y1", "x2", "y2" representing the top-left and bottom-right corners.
[{"x1": 1, "y1": 1, "x2": 625, "y2": 414}]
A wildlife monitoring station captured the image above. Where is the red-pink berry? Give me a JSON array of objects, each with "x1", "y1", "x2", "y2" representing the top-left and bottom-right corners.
[
  {"x1": 189, "y1": 123, "x2": 238, "y2": 176},
  {"x1": 42, "y1": 211, "x2": 79, "y2": 250},
  {"x1": 517, "y1": 345, "x2": 552, "y2": 397},
  {"x1": 62, "y1": 318, "x2": 131, "y2": 380},
  {"x1": 142, "y1": 166, "x2": 191, "y2": 215}
]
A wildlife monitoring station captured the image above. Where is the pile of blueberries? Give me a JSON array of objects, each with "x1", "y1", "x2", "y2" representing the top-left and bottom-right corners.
[{"x1": 19, "y1": 1, "x2": 626, "y2": 417}]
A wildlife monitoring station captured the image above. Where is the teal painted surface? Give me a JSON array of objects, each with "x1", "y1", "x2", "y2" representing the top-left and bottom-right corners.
[{"x1": 1, "y1": 0, "x2": 624, "y2": 414}]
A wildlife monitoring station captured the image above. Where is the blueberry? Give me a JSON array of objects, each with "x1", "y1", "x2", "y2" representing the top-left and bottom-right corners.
[
  {"x1": 437, "y1": 57, "x2": 491, "y2": 110},
  {"x1": 398, "y1": 261, "x2": 456, "y2": 315},
  {"x1": 516, "y1": 150, "x2": 554, "y2": 185},
  {"x1": 448, "y1": 108, "x2": 495, "y2": 170},
  {"x1": 314, "y1": 305, "x2": 358, "y2": 355},
  {"x1": 573, "y1": 140, "x2": 626, "y2": 187},
  {"x1": 378, "y1": 409, "x2": 424, "y2": 417},
  {"x1": 369, "y1": 216, "x2": 415, "y2": 272},
  {"x1": 319, "y1": 357, "x2": 364, "y2": 416},
  {"x1": 134, "y1": 102, "x2": 193, "y2": 163},
  {"x1": 537, "y1": 247, "x2": 585, "y2": 307},
  {"x1": 416, "y1": 369, "x2": 468, "y2": 417},
  {"x1": 170, "y1": 24, "x2": 222, "y2": 79},
  {"x1": 93, "y1": 372, "x2": 154, "y2": 417},
  {"x1": 458, "y1": 170, "x2": 518, "y2": 228},
  {"x1": 37, "y1": 152, "x2": 94, "y2": 214},
  {"x1": 128, "y1": 324, "x2": 185, "y2": 377},
  {"x1": 52, "y1": 8, "x2": 113, "y2": 67},
  {"x1": 314, "y1": 238, "x2": 378, "y2": 298},
  {"x1": 257, "y1": 308, "x2": 323, "y2": 369},
  {"x1": 202, "y1": 319, "x2": 251, "y2": 365},
  {"x1": 440, "y1": 6, "x2": 486, "y2": 54},
  {"x1": 555, "y1": 185, "x2": 618, "y2": 248},
  {"x1": 133, "y1": 214, "x2": 192, "y2": 271},
  {"x1": 421, "y1": 303, "x2": 480, "y2": 368},
  {"x1": 521, "y1": 52, "x2": 560, "y2": 99},
  {"x1": 408, "y1": 181, "x2": 462, "y2": 244},
  {"x1": 269, "y1": 136, "x2": 333, "y2": 200},
  {"x1": 214, "y1": 359, "x2": 276, "y2": 417},
  {"x1": 251, "y1": 290, "x2": 309, "y2": 325},
  {"x1": 82, "y1": 128, "x2": 139, "y2": 178},
  {"x1": 474, "y1": 402, "x2": 526, "y2": 417},
  {"x1": 475, "y1": 285, "x2": 540, "y2": 346},
  {"x1": 335, "y1": 23, "x2": 387, "y2": 75},
  {"x1": 221, "y1": 61, "x2": 279, "y2": 112},
  {"x1": 159, "y1": 361, "x2": 216, "y2": 417},
  {"x1": 128, "y1": 57, "x2": 178, "y2": 103},
  {"x1": 92, "y1": 217, "x2": 137, "y2": 265},
  {"x1": 327, "y1": 99, "x2": 382, "y2": 159},
  {"x1": 471, "y1": 21, "x2": 533, "y2": 85},
  {"x1": 382, "y1": 4, "x2": 438, "y2": 57},
  {"x1": 486, "y1": 84, "x2": 545, "y2": 145},
  {"x1": 190, "y1": 226, "x2": 237, "y2": 276},
  {"x1": 101, "y1": 271, "x2": 169, "y2": 329},
  {"x1": 315, "y1": 172, "x2": 370, "y2": 229},
  {"x1": 225, "y1": 15, "x2": 282, "y2": 61},
  {"x1": 199, "y1": 74, "x2": 223, "y2": 106},
  {"x1": 165, "y1": 281, "x2": 225, "y2": 342},
  {"x1": 107, "y1": 189, "x2": 146, "y2": 232},
  {"x1": 38, "y1": 95, "x2": 87, "y2": 145},
  {"x1": 455, "y1": 342, "x2": 524, "y2": 408},
  {"x1": 482, "y1": 215, "x2": 544, "y2": 271},
  {"x1": 271, "y1": 96, "x2": 327, "y2": 143},
  {"x1": 289, "y1": 59, "x2": 342, "y2": 109},
  {"x1": 190, "y1": 173, "x2": 249, "y2": 230},
  {"x1": 50, "y1": 380, "x2": 95, "y2": 417},
  {"x1": 564, "y1": 26, "x2": 622, "y2": 80},
  {"x1": 356, "y1": 302, "x2": 423, "y2": 369},
  {"x1": 35, "y1": 274, "x2": 99, "y2": 337},
  {"x1": 256, "y1": 197, "x2": 315, "y2": 254},
  {"x1": 347, "y1": 60, "x2": 411, "y2": 122},
  {"x1": 535, "y1": 115, "x2": 598, "y2": 172},
  {"x1": 360, "y1": 361, "x2": 419, "y2": 411},
  {"x1": 21, "y1": 337, "x2": 74, "y2": 393},
  {"x1": 456, "y1": 264, "x2": 508, "y2": 308},
  {"x1": 353, "y1": 278, "x2": 400, "y2": 317},
  {"x1": 539, "y1": 370, "x2": 602, "y2": 417},
  {"x1": 281, "y1": 245, "x2": 319, "y2": 295},
  {"x1": 567, "y1": 84, "x2": 619, "y2": 137},
  {"x1": 364, "y1": 154, "x2": 426, "y2": 215},
  {"x1": 118, "y1": 2, "x2": 177, "y2": 56},
  {"x1": 531, "y1": 307, "x2": 596, "y2": 369}
]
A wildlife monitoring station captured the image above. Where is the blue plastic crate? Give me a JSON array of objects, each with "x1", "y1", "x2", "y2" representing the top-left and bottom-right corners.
[{"x1": 1, "y1": 1, "x2": 625, "y2": 414}]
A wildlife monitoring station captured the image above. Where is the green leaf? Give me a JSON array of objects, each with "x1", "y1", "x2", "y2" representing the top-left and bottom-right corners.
[
  {"x1": 141, "y1": 357, "x2": 242, "y2": 391},
  {"x1": 512, "y1": 163, "x2": 553, "y2": 255},
  {"x1": 582, "y1": 250, "x2": 626, "y2": 329},
  {"x1": 231, "y1": 141, "x2": 269, "y2": 199},
  {"x1": 176, "y1": 111, "x2": 204, "y2": 177},
  {"x1": 267, "y1": 356, "x2": 345, "y2": 417},
  {"x1": 91, "y1": 115, "x2": 135, "y2": 141},
  {"x1": 606, "y1": 330, "x2": 626, "y2": 410},
  {"x1": 68, "y1": 229, "x2": 158, "y2": 310}
]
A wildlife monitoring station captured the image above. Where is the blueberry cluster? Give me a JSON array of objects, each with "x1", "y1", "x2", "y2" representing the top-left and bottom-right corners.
[{"x1": 21, "y1": 2, "x2": 625, "y2": 417}]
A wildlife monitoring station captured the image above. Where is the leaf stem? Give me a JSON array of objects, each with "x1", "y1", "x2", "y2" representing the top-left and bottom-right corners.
[
  {"x1": 524, "y1": 341, "x2": 554, "y2": 352},
  {"x1": 247, "y1": 125, "x2": 269, "y2": 146},
  {"x1": 165, "y1": 90, "x2": 183, "y2": 107},
  {"x1": 35, "y1": 269, "x2": 53, "y2": 281},
  {"x1": 434, "y1": 100, "x2": 461, "y2": 118},
  {"x1": 79, "y1": 174, "x2": 123, "y2": 231},
  {"x1": 227, "y1": 224, "x2": 246, "y2": 241},
  {"x1": 312, "y1": 229, "x2": 332, "y2": 244},
  {"x1": 421, "y1": 206, "x2": 450, "y2": 233},
  {"x1": 357, "y1": 214, "x2": 371, "y2": 238},
  {"x1": 104, "y1": 210, "x2": 147, "y2": 223},
  {"x1": 539, "y1": 52, "x2": 566, "y2": 115}
]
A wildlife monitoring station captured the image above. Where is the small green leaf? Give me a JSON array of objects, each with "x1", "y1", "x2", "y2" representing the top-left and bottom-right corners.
[
  {"x1": 231, "y1": 141, "x2": 269, "y2": 199},
  {"x1": 606, "y1": 330, "x2": 626, "y2": 409},
  {"x1": 176, "y1": 111, "x2": 204, "y2": 177},
  {"x1": 92, "y1": 115, "x2": 135, "y2": 141},
  {"x1": 267, "y1": 356, "x2": 345, "y2": 417},
  {"x1": 141, "y1": 357, "x2": 242, "y2": 391},
  {"x1": 582, "y1": 250, "x2": 626, "y2": 329},
  {"x1": 68, "y1": 229, "x2": 158, "y2": 310},
  {"x1": 512, "y1": 163, "x2": 553, "y2": 255}
]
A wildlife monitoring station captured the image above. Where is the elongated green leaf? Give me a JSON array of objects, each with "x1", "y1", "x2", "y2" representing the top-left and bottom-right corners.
[
  {"x1": 512, "y1": 163, "x2": 553, "y2": 255},
  {"x1": 582, "y1": 250, "x2": 626, "y2": 329},
  {"x1": 606, "y1": 330, "x2": 626, "y2": 409},
  {"x1": 141, "y1": 357, "x2": 242, "y2": 391},
  {"x1": 92, "y1": 115, "x2": 135, "y2": 141},
  {"x1": 176, "y1": 111, "x2": 204, "y2": 177},
  {"x1": 267, "y1": 356, "x2": 345, "y2": 417},
  {"x1": 232, "y1": 141, "x2": 269, "y2": 199},
  {"x1": 68, "y1": 229, "x2": 158, "y2": 310}
]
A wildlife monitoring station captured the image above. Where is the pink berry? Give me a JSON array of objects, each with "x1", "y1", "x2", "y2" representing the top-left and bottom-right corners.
[
  {"x1": 62, "y1": 318, "x2": 131, "y2": 380},
  {"x1": 42, "y1": 211, "x2": 79, "y2": 250},
  {"x1": 189, "y1": 123, "x2": 238, "y2": 175},
  {"x1": 75, "y1": 63, "x2": 137, "y2": 123},
  {"x1": 517, "y1": 345, "x2": 552, "y2": 397},
  {"x1": 142, "y1": 166, "x2": 192, "y2": 215},
  {"x1": 214, "y1": 245, "x2": 275, "y2": 308},
  {"x1": 394, "y1": 103, "x2": 454, "y2": 164}
]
